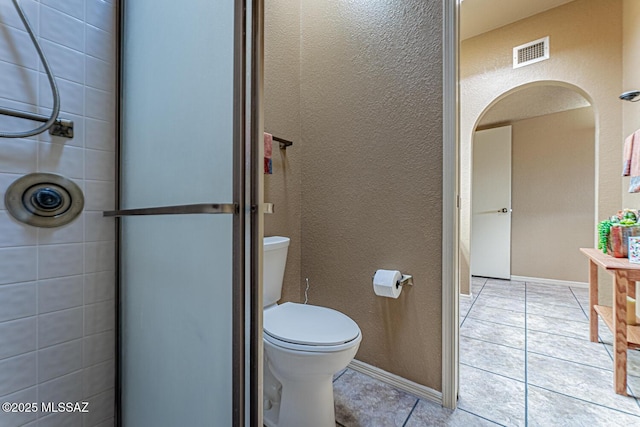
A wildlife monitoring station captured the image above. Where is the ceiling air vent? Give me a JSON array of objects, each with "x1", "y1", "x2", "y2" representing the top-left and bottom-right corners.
[{"x1": 513, "y1": 36, "x2": 549, "y2": 69}]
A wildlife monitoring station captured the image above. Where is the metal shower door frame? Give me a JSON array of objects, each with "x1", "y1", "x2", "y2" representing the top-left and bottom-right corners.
[{"x1": 113, "y1": 0, "x2": 264, "y2": 425}]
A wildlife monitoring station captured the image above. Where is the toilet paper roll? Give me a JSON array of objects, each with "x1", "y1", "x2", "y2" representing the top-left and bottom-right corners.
[{"x1": 373, "y1": 269, "x2": 403, "y2": 299}]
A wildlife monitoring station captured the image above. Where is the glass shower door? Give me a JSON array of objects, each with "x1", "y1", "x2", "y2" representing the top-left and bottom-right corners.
[{"x1": 115, "y1": 0, "x2": 255, "y2": 425}]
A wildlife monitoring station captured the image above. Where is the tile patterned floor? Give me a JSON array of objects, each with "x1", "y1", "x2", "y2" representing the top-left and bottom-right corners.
[{"x1": 332, "y1": 278, "x2": 640, "y2": 426}]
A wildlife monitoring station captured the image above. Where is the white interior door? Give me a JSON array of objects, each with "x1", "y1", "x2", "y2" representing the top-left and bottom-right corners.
[{"x1": 471, "y1": 126, "x2": 512, "y2": 279}]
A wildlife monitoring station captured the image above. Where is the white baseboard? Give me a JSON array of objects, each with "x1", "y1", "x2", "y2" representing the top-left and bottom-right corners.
[
  {"x1": 510, "y1": 275, "x2": 588, "y2": 289},
  {"x1": 459, "y1": 293, "x2": 473, "y2": 300},
  {"x1": 348, "y1": 359, "x2": 442, "y2": 404}
]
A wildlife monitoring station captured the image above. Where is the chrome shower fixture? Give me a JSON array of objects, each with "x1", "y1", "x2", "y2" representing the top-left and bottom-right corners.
[
  {"x1": 620, "y1": 90, "x2": 640, "y2": 102},
  {"x1": 5, "y1": 173, "x2": 84, "y2": 228},
  {"x1": 0, "y1": 0, "x2": 73, "y2": 138}
]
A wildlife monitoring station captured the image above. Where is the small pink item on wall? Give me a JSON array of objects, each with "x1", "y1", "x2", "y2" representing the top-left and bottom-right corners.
[
  {"x1": 623, "y1": 129, "x2": 640, "y2": 192},
  {"x1": 264, "y1": 132, "x2": 273, "y2": 174},
  {"x1": 623, "y1": 133, "x2": 634, "y2": 176}
]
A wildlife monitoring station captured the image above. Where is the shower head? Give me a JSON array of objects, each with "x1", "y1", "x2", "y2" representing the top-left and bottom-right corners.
[{"x1": 620, "y1": 90, "x2": 640, "y2": 102}]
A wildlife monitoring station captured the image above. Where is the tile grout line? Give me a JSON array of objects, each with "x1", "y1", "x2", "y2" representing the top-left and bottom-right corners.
[
  {"x1": 527, "y1": 312, "x2": 589, "y2": 324},
  {"x1": 464, "y1": 280, "x2": 640, "y2": 425},
  {"x1": 460, "y1": 362, "x2": 525, "y2": 384},
  {"x1": 527, "y1": 300, "x2": 590, "y2": 311},
  {"x1": 627, "y1": 382, "x2": 640, "y2": 411},
  {"x1": 464, "y1": 314, "x2": 522, "y2": 329},
  {"x1": 82, "y1": 0, "x2": 88, "y2": 408},
  {"x1": 526, "y1": 326, "x2": 591, "y2": 342},
  {"x1": 526, "y1": 349, "x2": 617, "y2": 372},
  {"x1": 332, "y1": 369, "x2": 348, "y2": 383},
  {"x1": 463, "y1": 316, "x2": 526, "y2": 330},
  {"x1": 460, "y1": 278, "x2": 487, "y2": 327},
  {"x1": 459, "y1": 334, "x2": 524, "y2": 351},
  {"x1": 457, "y1": 407, "x2": 508, "y2": 426},
  {"x1": 527, "y1": 383, "x2": 640, "y2": 419},
  {"x1": 35, "y1": 1, "x2": 41, "y2": 419},
  {"x1": 461, "y1": 277, "x2": 488, "y2": 325},
  {"x1": 469, "y1": 303, "x2": 526, "y2": 314},
  {"x1": 400, "y1": 399, "x2": 419, "y2": 427},
  {"x1": 483, "y1": 291, "x2": 586, "y2": 316},
  {"x1": 568, "y1": 286, "x2": 591, "y2": 321},
  {"x1": 471, "y1": 300, "x2": 589, "y2": 332},
  {"x1": 528, "y1": 284, "x2": 640, "y2": 417},
  {"x1": 462, "y1": 344, "x2": 629, "y2": 385},
  {"x1": 526, "y1": 358, "x2": 640, "y2": 416},
  {"x1": 467, "y1": 318, "x2": 592, "y2": 347},
  {"x1": 571, "y1": 288, "x2": 640, "y2": 411}
]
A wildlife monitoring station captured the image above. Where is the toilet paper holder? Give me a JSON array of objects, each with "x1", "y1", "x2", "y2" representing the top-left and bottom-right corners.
[
  {"x1": 397, "y1": 274, "x2": 414, "y2": 288},
  {"x1": 372, "y1": 272, "x2": 414, "y2": 288}
]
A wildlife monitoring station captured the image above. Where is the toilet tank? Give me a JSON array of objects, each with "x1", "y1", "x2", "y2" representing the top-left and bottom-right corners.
[{"x1": 263, "y1": 236, "x2": 290, "y2": 307}]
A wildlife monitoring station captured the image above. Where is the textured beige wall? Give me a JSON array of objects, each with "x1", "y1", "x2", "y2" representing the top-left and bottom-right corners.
[
  {"x1": 511, "y1": 108, "x2": 595, "y2": 282},
  {"x1": 622, "y1": 0, "x2": 640, "y2": 207},
  {"x1": 300, "y1": 0, "x2": 443, "y2": 390},
  {"x1": 264, "y1": 0, "x2": 302, "y2": 303},
  {"x1": 460, "y1": 0, "x2": 623, "y2": 294}
]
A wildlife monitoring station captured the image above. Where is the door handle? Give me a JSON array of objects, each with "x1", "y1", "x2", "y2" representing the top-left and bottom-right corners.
[
  {"x1": 497, "y1": 208, "x2": 510, "y2": 213},
  {"x1": 103, "y1": 203, "x2": 238, "y2": 217},
  {"x1": 104, "y1": 202, "x2": 274, "y2": 217}
]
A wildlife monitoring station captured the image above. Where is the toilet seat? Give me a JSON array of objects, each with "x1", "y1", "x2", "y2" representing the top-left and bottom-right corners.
[{"x1": 264, "y1": 302, "x2": 361, "y2": 352}]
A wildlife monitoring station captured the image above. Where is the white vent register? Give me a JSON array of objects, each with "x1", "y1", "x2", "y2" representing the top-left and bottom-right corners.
[{"x1": 513, "y1": 36, "x2": 549, "y2": 69}]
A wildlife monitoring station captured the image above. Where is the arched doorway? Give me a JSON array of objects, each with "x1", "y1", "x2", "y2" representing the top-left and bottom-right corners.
[{"x1": 469, "y1": 83, "x2": 595, "y2": 286}]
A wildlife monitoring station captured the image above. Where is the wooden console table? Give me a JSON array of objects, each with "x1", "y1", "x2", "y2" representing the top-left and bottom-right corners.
[{"x1": 580, "y1": 248, "x2": 640, "y2": 395}]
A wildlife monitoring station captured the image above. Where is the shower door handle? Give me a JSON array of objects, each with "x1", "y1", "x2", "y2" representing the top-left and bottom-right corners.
[
  {"x1": 103, "y1": 203, "x2": 238, "y2": 217},
  {"x1": 103, "y1": 202, "x2": 274, "y2": 217}
]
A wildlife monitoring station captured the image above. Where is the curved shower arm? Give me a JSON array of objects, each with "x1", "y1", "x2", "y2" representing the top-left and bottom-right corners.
[{"x1": 0, "y1": 0, "x2": 61, "y2": 138}]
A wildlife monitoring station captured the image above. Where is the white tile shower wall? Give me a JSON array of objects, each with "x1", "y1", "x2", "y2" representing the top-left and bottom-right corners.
[{"x1": 0, "y1": 1, "x2": 116, "y2": 427}]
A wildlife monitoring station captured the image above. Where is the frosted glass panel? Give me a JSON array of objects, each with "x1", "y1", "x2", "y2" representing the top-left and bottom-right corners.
[
  {"x1": 122, "y1": 0, "x2": 234, "y2": 208},
  {"x1": 120, "y1": 0, "x2": 235, "y2": 425},
  {"x1": 121, "y1": 217, "x2": 232, "y2": 425}
]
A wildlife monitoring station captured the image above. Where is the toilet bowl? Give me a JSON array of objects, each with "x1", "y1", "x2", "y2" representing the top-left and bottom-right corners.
[{"x1": 263, "y1": 237, "x2": 362, "y2": 427}]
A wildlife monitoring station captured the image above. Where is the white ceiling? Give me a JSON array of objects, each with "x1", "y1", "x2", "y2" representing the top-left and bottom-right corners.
[{"x1": 461, "y1": 0, "x2": 576, "y2": 40}]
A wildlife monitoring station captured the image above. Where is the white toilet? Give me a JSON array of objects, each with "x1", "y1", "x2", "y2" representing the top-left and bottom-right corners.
[{"x1": 263, "y1": 236, "x2": 362, "y2": 427}]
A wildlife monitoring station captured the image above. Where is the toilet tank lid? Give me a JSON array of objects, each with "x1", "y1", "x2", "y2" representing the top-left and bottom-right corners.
[
  {"x1": 264, "y1": 236, "x2": 290, "y2": 251},
  {"x1": 264, "y1": 302, "x2": 360, "y2": 346}
]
